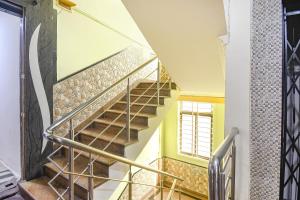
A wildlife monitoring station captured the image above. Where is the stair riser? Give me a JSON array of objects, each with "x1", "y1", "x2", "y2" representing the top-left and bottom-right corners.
[
  {"x1": 121, "y1": 96, "x2": 165, "y2": 105},
  {"x1": 89, "y1": 122, "x2": 139, "y2": 140},
  {"x1": 77, "y1": 134, "x2": 125, "y2": 156},
  {"x1": 131, "y1": 89, "x2": 170, "y2": 96},
  {"x1": 99, "y1": 112, "x2": 149, "y2": 126},
  {"x1": 62, "y1": 148, "x2": 110, "y2": 175},
  {"x1": 137, "y1": 82, "x2": 176, "y2": 89},
  {"x1": 111, "y1": 103, "x2": 157, "y2": 115},
  {"x1": 44, "y1": 167, "x2": 88, "y2": 200}
]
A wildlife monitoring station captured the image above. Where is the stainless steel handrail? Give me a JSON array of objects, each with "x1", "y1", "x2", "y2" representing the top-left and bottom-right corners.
[
  {"x1": 208, "y1": 127, "x2": 239, "y2": 200},
  {"x1": 43, "y1": 55, "x2": 182, "y2": 200},
  {"x1": 45, "y1": 134, "x2": 183, "y2": 181},
  {"x1": 44, "y1": 56, "x2": 157, "y2": 135}
]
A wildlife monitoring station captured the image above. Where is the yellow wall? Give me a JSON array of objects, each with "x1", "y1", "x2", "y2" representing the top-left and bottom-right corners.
[
  {"x1": 54, "y1": 0, "x2": 149, "y2": 80},
  {"x1": 161, "y1": 101, "x2": 225, "y2": 167}
]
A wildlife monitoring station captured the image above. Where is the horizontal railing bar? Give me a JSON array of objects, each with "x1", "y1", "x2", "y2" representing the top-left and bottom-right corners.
[
  {"x1": 72, "y1": 72, "x2": 170, "y2": 183},
  {"x1": 61, "y1": 171, "x2": 181, "y2": 191},
  {"x1": 45, "y1": 56, "x2": 158, "y2": 135},
  {"x1": 45, "y1": 134, "x2": 183, "y2": 181},
  {"x1": 49, "y1": 70, "x2": 172, "y2": 193}
]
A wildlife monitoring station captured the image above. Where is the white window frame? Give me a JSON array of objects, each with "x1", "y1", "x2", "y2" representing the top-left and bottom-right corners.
[{"x1": 179, "y1": 101, "x2": 213, "y2": 160}]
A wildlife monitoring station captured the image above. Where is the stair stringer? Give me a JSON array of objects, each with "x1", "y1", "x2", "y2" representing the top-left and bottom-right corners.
[{"x1": 93, "y1": 89, "x2": 179, "y2": 200}]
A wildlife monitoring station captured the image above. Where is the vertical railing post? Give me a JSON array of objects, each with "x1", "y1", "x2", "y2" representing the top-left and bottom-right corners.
[
  {"x1": 157, "y1": 61, "x2": 160, "y2": 106},
  {"x1": 68, "y1": 119, "x2": 75, "y2": 200},
  {"x1": 179, "y1": 186, "x2": 182, "y2": 200},
  {"x1": 127, "y1": 78, "x2": 131, "y2": 142},
  {"x1": 160, "y1": 174, "x2": 164, "y2": 200},
  {"x1": 88, "y1": 153, "x2": 94, "y2": 200},
  {"x1": 231, "y1": 141, "x2": 236, "y2": 200},
  {"x1": 220, "y1": 172, "x2": 226, "y2": 200},
  {"x1": 128, "y1": 165, "x2": 132, "y2": 200}
]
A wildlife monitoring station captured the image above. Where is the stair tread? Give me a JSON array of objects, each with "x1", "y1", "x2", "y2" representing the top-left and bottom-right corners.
[
  {"x1": 106, "y1": 109, "x2": 156, "y2": 118},
  {"x1": 117, "y1": 101, "x2": 161, "y2": 107},
  {"x1": 129, "y1": 94, "x2": 169, "y2": 98},
  {"x1": 19, "y1": 176, "x2": 81, "y2": 200},
  {"x1": 132, "y1": 87, "x2": 171, "y2": 91},
  {"x1": 45, "y1": 156, "x2": 107, "y2": 190},
  {"x1": 80, "y1": 128, "x2": 138, "y2": 146},
  {"x1": 94, "y1": 118, "x2": 148, "y2": 131},
  {"x1": 63, "y1": 146, "x2": 116, "y2": 166}
]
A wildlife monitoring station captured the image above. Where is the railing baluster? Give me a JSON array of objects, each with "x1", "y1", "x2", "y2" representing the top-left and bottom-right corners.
[
  {"x1": 127, "y1": 78, "x2": 131, "y2": 142},
  {"x1": 166, "y1": 179, "x2": 177, "y2": 200},
  {"x1": 88, "y1": 153, "x2": 94, "y2": 200},
  {"x1": 128, "y1": 165, "x2": 132, "y2": 200},
  {"x1": 179, "y1": 186, "x2": 182, "y2": 200},
  {"x1": 68, "y1": 119, "x2": 75, "y2": 200},
  {"x1": 230, "y1": 140, "x2": 236, "y2": 200},
  {"x1": 157, "y1": 63, "x2": 160, "y2": 106},
  {"x1": 160, "y1": 174, "x2": 164, "y2": 200},
  {"x1": 220, "y1": 172, "x2": 226, "y2": 200}
]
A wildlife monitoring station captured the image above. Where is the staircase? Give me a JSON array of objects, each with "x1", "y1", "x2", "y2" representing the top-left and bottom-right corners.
[{"x1": 19, "y1": 68, "x2": 178, "y2": 200}]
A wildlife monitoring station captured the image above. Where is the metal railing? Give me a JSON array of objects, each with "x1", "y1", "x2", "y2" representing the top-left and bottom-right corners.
[
  {"x1": 208, "y1": 127, "x2": 239, "y2": 200},
  {"x1": 43, "y1": 55, "x2": 182, "y2": 200}
]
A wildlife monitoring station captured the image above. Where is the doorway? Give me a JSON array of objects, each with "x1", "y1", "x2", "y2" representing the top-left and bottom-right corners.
[{"x1": 0, "y1": 0, "x2": 24, "y2": 179}]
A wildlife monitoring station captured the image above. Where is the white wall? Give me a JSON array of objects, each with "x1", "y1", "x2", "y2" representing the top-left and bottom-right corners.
[
  {"x1": 224, "y1": 0, "x2": 251, "y2": 199},
  {"x1": 0, "y1": 11, "x2": 21, "y2": 177}
]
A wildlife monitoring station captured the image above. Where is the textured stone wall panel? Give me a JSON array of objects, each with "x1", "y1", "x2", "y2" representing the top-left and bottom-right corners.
[
  {"x1": 163, "y1": 157, "x2": 208, "y2": 196},
  {"x1": 250, "y1": 1, "x2": 282, "y2": 199},
  {"x1": 53, "y1": 45, "x2": 157, "y2": 136}
]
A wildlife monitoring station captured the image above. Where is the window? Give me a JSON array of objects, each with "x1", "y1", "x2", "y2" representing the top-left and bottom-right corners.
[{"x1": 179, "y1": 101, "x2": 212, "y2": 159}]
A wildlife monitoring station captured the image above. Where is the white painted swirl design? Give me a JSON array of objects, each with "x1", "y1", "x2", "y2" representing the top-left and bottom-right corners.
[{"x1": 29, "y1": 24, "x2": 50, "y2": 153}]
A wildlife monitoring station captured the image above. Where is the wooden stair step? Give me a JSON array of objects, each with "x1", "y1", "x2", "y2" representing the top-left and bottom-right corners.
[
  {"x1": 130, "y1": 94, "x2": 170, "y2": 98},
  {"x1": 137, "y1": 82, "x2": 176, "y2": 89},
  {"x1": 62, "y1": 146, "x2": 116, "y2": 166},
  {"x1": 111, "y1": 102, "x2": 158, "y2": 115},
  {"x1": 107, "y1": 109, "x2": 156, "y2": 118},
  {"x1": 80, "y1": 128, "x2": 138, "y2": 146},
  {"x1": 121, "y1": 94, "x2": 165, "y2": 105},
  {"x1": 19, "y1": 176, "x2": 72, "y2": 200},
  {"x1": 99, "y1": 109, "x2": 150, "y2": 126},
  {"x1": 94, "y1": 118, "x2": 148, "y2": 131},
  {"x1": 118, "y1": 101, "x2": 161, "y2": 107},
  {"x1": 131, "y1": 88, "x2": 171, "y2": 96},
  {"x1": 44, "y1": 156, "x2": 108, "y2": 193}
]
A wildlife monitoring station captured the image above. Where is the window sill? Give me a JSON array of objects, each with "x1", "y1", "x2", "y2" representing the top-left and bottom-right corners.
[{"x1": 177, "y1": 152, "x2": 209, "y2": 168}]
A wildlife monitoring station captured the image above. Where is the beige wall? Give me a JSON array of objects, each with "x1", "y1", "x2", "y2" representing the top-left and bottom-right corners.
[{"x1": 54, "y1": 0, "x2": 149, "y2": 80}]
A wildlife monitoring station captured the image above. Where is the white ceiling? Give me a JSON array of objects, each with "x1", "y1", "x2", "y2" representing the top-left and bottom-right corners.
[{"x1": 122, "y1": 0, "x2": 227, "y2": 97}]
